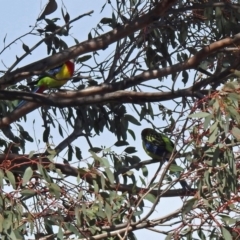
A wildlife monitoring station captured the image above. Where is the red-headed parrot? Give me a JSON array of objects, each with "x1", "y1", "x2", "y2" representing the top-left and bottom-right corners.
[
  {"x1": 141, "y1": 128, "x2": 190, "y2": 191},
  {"x1": 16, "y1": 59, "x2": 75, "y2": 109}
]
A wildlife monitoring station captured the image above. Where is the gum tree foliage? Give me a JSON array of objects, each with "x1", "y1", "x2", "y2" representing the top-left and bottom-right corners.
[{"x1": 0, "y1": 0, "x2": 240, "y2": 239}]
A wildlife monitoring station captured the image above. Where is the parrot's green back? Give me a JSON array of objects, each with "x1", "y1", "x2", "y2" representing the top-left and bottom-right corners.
[
  {"x1": 36, "y1": 60, "x2": 74, "y2": 88},
  {"x1": 141, "y1": 128, "x2": 174, "y2": 160}
]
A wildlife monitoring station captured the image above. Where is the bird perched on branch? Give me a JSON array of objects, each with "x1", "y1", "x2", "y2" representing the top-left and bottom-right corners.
[
  {"x1": 141, "y1": 128, "x2": 190, "y2": 191},
  {"x1": 16, "y1": 59, "x2": 75, "y2": 109}
]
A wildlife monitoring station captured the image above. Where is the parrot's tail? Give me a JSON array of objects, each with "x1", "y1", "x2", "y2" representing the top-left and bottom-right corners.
[{"x1": 15, "y1": 86, "x2": 45, "y2": 109}]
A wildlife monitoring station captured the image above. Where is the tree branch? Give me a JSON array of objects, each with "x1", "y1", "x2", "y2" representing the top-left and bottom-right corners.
[
  {"x1": 0, "y1": 88, "x2": 208, "y2": 127},
  {"x1": 0, "y1": 153, "x2": 196, "y2": 197}
]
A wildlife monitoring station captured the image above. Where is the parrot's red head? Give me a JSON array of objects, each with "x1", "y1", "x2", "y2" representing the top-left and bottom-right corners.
[{"x1": 65, "y1": 59, "x2": 75, "y2": 76}]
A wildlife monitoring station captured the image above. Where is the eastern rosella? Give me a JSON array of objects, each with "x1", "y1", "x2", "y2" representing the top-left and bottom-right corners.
[
  {"x1": 141, "y1": 128, "x2": 190, "y2": 191},
  {"x1": 16, "y1": 59, "x2": 75, "y2": 109}
]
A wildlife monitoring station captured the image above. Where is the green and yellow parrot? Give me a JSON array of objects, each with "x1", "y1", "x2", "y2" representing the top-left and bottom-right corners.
[
  {"x1": 141, "y1": 128, "x2": 190, "y2": 191},
  {"x1": 16, "y1": 59, "x2": 75, "y2": 109}
]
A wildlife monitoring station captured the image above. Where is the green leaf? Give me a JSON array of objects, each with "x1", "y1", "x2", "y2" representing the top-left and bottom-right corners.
[
  {"x1": 0, "y1": 170, "x2": 4, "y2": 188},
  {"x1": 6, "y1": 170, "x2": 16, "y2": 189},
  {"x1": 114, "y1": 141, "x2": 129, "y2": 146},
  {"x1": 169, "y1": 164, "x2": 183, "y2": 172},
  {"x1": 182, "y1": 198, "x2": 198, "y2": 216},
  {"x1": 49, "y1": 183, "x2": 61, "y2": 199},
  {"x1": 6, "y1": 226, "x2": 17, "y2": 240},
  {"x1": 58, "y1": 124, "x2": 63, "y2": 137},
  {"x1": 141, "y1": 165, "x2": 148, "y2": 177},
  {"x1": 89, "y1": 147, "x2": 102, "y2": 153},
  {"x1": 188, "y1": 112, "x2": 211, "y2": 118},
  {"x1": 88, "y1": 31, "x2": 92, "y2": 40},
  {"x1": 124, "y1": 146, "x2": 137, "y2": 154},
  {"x1": 215, "y1": 7, "x2": 222, "y2": 36},
  {"x1": 68, "y1": 145, "x2": 73, "y2": 161},
  {"x1": 93, "y1": 180, "x2": 99, "y2": 193},
  {"x1": 144, "y1": 193, "x2": 156, "y2": 204},
  {"x1": 77, "y1": 55, "x2": 92, "y2": 62},
  {"x1": 99, "y1": 158, "x2": 110, "y2": 167},
  {"x1": 130, "y1": 0, "x2": 137, "y2": 6},
  {"x1": 75, "y1": 146, "x2": 82, "y2": 160},
  {"x1": 0, "y1": 214, "x2": 3, "y2": 232},
  {"x1": 64, "y1": 223, "x2": 80, "y2": 236},
  {"x1": 124, "y1": 114, "x2": 141, "y2": 126},
  {"x1": 38, "y1": 164, "x2": 52, "y2": 183},
  {"x1": 203, "y1": 114, "x2": 212, "y2": 130},
  {"x1": 89, "y1": 150, "x2": 102, "y2": 165},
  {"x1": 105, "y1": 202, "x2": 112, "y2": 223},
  {"x1": 111, "y1": 12, "x2": 117, "y2": 28},
  {"x1": 100, "y1": 17, "x2": 112, "y2": 25},
  {"x1": 212, "y1": 146, "x2": 220, "y2": 167},
  {"x1": 105, "y1": 168, "x2": 114, "y2": 184},
  {"x1": 147, "y1": 102, "x2": 154, "y2": 119},
  {"x1": 231, "y1": 127, "x2": 240, "y2": 140},
  {"x1": 128, "y1": 155, "x2": 141, "y2": 165},
  {"x1": 22, "y1": 167, "x2": 33, "y2": 186},
  {"x1": 21, "y1": 131, "x2": 34, "y2": 142},
  {"x1": 57, "y1": 227, "x2": 63, "y2": 240},
  {"x1": 3, "y1": 218, "x2": 12, "y2": 231},
  {"x1": 139, "y1": 176, "x2": 146, "y2": 186},
  {"x1": 44, "y1": 219, "x2": 54, "y2": 234},
  {"x1": 22, "y1": 43, "x2": 31, "y2": 54},
  {"x1": 197, "y1": 229, "x2": 206, "y2": 240},
  {"x1": 101, "y1": 175, "x2": 105, "y2": 190},
  {"x1": 182, "y1": 70, "x2": 188, "y2": 85},
  {"x1": 21, "y1": 189, "x2": 36, "y2": 197},
  {"x1": 3, "y1": 34, "x2": 7, "y2": 44},
  {"x1": 221, "y1": 227, "x2": 232, "y2": 240},
  {"x1": 209, "y1": 121, "x2": 218, "y2": 143},
  {"x1": 28, "y1": 150, "x2": 35, "y2": 158},
  {"x1": 128, "y1": 129, "x2": 136, "y2": 140},
  {"x1": 64, "y1": 12, "x2": 70, "y2": 23},
  {"x1": 43, "y1": 126, "x2": 50, "y2": 142},
  {"x1": 219, "y1": 215, "x2": 236, "y2": 225}
]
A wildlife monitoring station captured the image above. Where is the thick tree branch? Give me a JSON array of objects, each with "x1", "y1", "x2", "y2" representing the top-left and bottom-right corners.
[
  {"x1": 0, "y1": 29, "x2": 237, "y2": 128},
  {"x1": 0, "y1": 153, "x2": 196, "y2": 197},
  {"x1": 0, "y1": 88, "x2": 208, "y2": 127},
  {"x1": 1, "y1": 31, "x2": 238, "y2": 103}
]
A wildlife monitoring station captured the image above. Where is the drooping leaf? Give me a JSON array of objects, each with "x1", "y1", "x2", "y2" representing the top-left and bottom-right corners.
[
  {"x1": 188, "y1": 112, "x2": 211, "y2": 118},
  {"x1": 144, "y1": 193, "x2": 156, "y2": 204},
  {"x1": 22, "y1": 167, "x2": 33, "y2": 186},
  {"x1": 6, "y1": 170, "x2": 16, "y2": 189},
  {"x1": 221, "y1": 227, "x2": 232, "y2": 240},
  {"x1": 22, "y1": 43, "x2": 31, "y2": 54}
]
